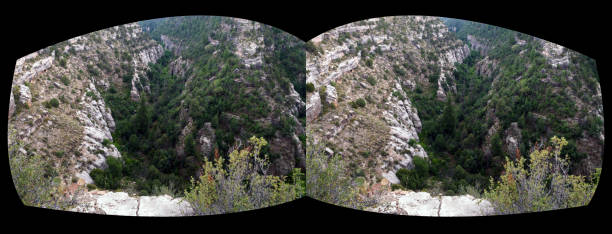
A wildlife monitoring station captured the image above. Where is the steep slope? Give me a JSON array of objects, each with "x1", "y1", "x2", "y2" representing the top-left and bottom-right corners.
[
  {"x1": 443, "y1": 18, "x2": 603, "y2": 176},
  {"x1": 138, "y1": 16, "x2": 306, "y2": 180},
  {"x1": 9, "y1": 23, "x2": 163, "y2": 185},
  {"x1": 306, "y1": 16, "x2": 603, "y2": 215},
  {"x1": 9, "y1": 16, "x2": 306, "y2": 202},
  {"x1": 306, "y1": 16, "x2": 469, "y2": 185}
]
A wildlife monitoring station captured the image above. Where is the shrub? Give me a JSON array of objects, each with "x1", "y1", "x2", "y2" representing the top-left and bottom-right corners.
[
  {"x1": 391, "y1": 184, "x2": 404, "y2": 191},
  {"x1": 306, "y1": 83, "x2": 315, "y2": 93},
  {"x1": 366, "y1": 76, "x2": 377, "y2": 86},
  {"x1": 86, "y1": 183, "x2": 97, "y2": 190},
  {"x1": 306, "y1": 135, "x2": 376, "y2": 209},
  {"x1": 350, "y1": 98, "x2": 366, "y2": 108},
  {"x1": 102, "y1": 139, "x2": 112, "y2": 147},
  {"x1": 53, "y1": 151, "x2": 64, "y2": 158},
  {"x1": 91, "y1": 156, "x2": 123, "y2": 190},
  {"x1": 60, "y1": 76, "x2": 70, "y2": 86},
  {"x1": 59, "y1": 58, "x2": 67, "y2": 68},
  {"x1": 8, "y1": 131, "x2": 76, "y2": 209},
  {"x1": 365, "y1": 59, "x2": 373, "y2": 68},
  {"x1": 183, "y1": 136, "x2": 304, "y2": 215},
  {"x1": 396, "y1": 156, "x2": 429, "y2": 190},
  {"x1": 49, "y1": 98, "x2": 60, "y2": 108},
  {"x1": 392, "y1": 91, "x2": 405, "y2": 101},
  {"x1": 484, "y1": 136, "x2": 601, "y2": 215}
]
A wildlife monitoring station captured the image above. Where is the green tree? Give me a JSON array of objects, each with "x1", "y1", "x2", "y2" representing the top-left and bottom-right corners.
[
  {"x1": 306, "y1": 83, "x2": 315, "y2": 93},
  {"x1": 396, "y1": 156, "x2": 429, "y2": 190},
  {"x1": 484, "y1": 136, "x2": 600, "y2": 215},
  {"x1": 134, "y1": 96, "x2": 151, "y2": 135},
  {"x1": 439, "y1": 97, "x2": 457, "y2": 135}
]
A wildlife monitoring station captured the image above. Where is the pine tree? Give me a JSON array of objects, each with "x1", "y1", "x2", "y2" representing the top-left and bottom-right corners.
[{"x1": 440, "y1": 96, "x2": 457, "y2": 135}]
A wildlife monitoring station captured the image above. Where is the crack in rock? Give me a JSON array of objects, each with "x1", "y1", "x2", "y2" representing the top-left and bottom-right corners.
[
  {"x1": 437, "y1": 195, "x2": 442, "y2": 217},
  {"x1": 136, "y1": 197, "x2": 140, "y2": 216}
]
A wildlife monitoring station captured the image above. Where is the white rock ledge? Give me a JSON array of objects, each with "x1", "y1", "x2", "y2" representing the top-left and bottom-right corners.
[
  {"x1": 369, "y1": 190, "x2": 493, "y2": 217},
  {"x1": 72, "y1": 191, "x2": 193, "y2": 216}
]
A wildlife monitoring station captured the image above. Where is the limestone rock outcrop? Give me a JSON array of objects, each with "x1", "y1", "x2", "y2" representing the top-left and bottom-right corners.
[
  {"x1": 72, "y1": 190, "x2": 193, "y2": 216},
  {"x1": 307, "y1": 16, "x2": 467, "y2": 184},
  {"x1": 9, "y1": 21, "x2": 163, "y2": 186},
  {"x1": 369, "y1": 190, "x2": 493, "y2": 216}
]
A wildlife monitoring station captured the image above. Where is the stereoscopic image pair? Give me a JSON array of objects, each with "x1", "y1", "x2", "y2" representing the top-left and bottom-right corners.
[{"x1": 8, "y1": 15, "x2": 603, "y2": 217}]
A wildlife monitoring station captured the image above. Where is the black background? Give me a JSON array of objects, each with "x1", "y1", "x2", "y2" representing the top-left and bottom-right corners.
[{"x1": 2, "y1": 2, "x2": 608, "y2": 231}]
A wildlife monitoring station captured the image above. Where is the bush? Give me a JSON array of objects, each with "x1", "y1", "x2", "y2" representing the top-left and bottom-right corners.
[
  {"x1": 8, "y1": 131, "x2": 76, "y2": 209},
  {"x1": 484, "y1": 136, "x2": 600, "y2": 215},
  {"x1": 366, "y1": 76, "x2": 377, "y2": 86},
  {"x1": 306, "y1": 83, "x2": 315, "y2": 93},
  {"x1": 365, "y1": 59, "x2": 373, "y2": 68},
  {"x1": 91, "y1": 157, "x2": 123, "y2": 190},
  {"x1": 391, "y1": 184, "x2": 404, "y2": 191},
  {"x1": 87, "y1": 183, "x2": 97, "y2": 190},
  {"x1": 350, "y1": 98, "x2": 366, "y2": 108},
  {"x1": 44, "y1": 98, "x2": 60, "y2": 109},
  {"x1": 49, "y1": 98, "x2": 60, "y2": 108},
  {"x1": 53, "y1": 151, "x2": 64, "y2": 158},
  {"x1": 183, "y1": 136, "x2": 304, "y2": 215},
  {"x1": 60, "y1": 76, "x2": 70, "y2": 86},
  {"x1": 306, "y1": 135, "x2": 375, "y2": 209},
  {"x1": 396, "y1": 156, "x2": 429, "y2": 190}
]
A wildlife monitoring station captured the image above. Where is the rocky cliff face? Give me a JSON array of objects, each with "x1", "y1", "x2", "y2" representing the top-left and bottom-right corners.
[
  {"x1": 9, "y1": 22, "x2": 163, "y2": 184},
  {"x1": 307, "y1": 16, "x2": 469, "y2": 184},
  {"x1": 476, "y1": 37, "x2": 603, "y2": 175},
  {"x1": 145, "y1": 17, "x2": 306, "y2": 177}
]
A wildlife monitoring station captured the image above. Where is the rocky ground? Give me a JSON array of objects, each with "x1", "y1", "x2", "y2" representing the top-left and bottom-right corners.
[
  {"x1": 368, "y1": 190, "x2": 493, "y2": 217},
  {"x1": 71, "y1": 190, "x2": 192, "y2": 216}
]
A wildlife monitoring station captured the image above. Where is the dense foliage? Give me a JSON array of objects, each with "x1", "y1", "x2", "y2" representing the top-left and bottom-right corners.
[
  {"x1": 183, "y1": 136, "x2": 304, "y2": 215},
  {"x1": 484, "y1": 136, "x2": 600, "y2": 214},
  {"x1": 91, "y1": 17, "x2": 305, "y2": 195},
  {"x1": 404, "y1": 20, "x2": 601, "y2": 196}
]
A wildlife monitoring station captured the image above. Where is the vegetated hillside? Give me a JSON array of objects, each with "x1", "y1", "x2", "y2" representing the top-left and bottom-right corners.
[
  {"x1": 306, "y1": 16, "x2": 470, "y2": 187},
  {"x1": 442, "y1": 18, "x2": 602, "y2": 178},
  {"x1": 306, "y1": 16, "x2": 603, "y2": 197},
  {"x1": 9, "y1": 16, "x2": 306, "y2": 196},
  {"x1": 133, "y1": 17, "x2": 305, "y2": 188},
  {"x1": 9, "y1": 22, "x2": 163, "y2": 189}
]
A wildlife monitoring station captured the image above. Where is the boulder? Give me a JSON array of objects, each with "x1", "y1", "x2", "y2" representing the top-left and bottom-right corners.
[
  {"x1": 18, "y1": 84, "x2": 31, "y2": 107},
  {"x1": 197, "y1": 122, "x2": 215, "y2": 158},
  {"x1": 439, "y1": 195, "x2": 493, "y2": 217},
  {"x1": 324, "y1": 84, "x2": 338, "y2": 107},
  {"x1": 96, "y1": 192, "x2": 139, "y2": 216},
  {"x1": 9, "y1": 90, "x2": 15, "y2": 118},
  {"x1": 306, "y1": 92, "x2": 321, "y2": 123}
]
